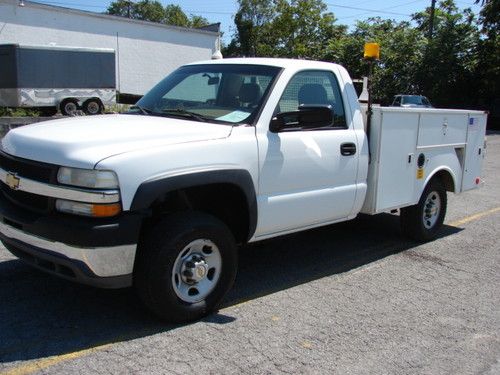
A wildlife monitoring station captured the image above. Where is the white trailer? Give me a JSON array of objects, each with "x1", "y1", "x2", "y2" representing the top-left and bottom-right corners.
[
  {"x1": 0, "y1": 0, "x2": 220, "y2": 100},
  {"x1": 0, "y1": 44, "x2": 116, "y2": 115}
]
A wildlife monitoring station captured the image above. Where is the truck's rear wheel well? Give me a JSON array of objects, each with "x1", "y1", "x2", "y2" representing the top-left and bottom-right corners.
[
  {"x1": 142, "y1": 184, "x2": 250, "y2": 244},
  {"x1": 432, "y1": 170, "x2": 455, "y2": 192}
]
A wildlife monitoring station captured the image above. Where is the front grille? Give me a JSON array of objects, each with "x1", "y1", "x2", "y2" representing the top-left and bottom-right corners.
[
  {"x1": 1, "y1": 181, "x2": 51, "y2": 213},
  {"x1": 0, "y1": 151, "x2": 58, "y2": 183},
  {"x1": 0, "y1": 152, "x2": 58, "y2": 213}
]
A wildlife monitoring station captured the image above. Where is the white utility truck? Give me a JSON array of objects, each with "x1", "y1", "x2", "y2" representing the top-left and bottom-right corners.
[{"x1": 0, "y1": 58, "x2": 487, "y2": 322}]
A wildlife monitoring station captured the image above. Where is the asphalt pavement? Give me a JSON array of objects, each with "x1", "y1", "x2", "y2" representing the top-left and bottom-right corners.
[{"x1": 1, "y1": 133, "x2": 499, "y2": 375}]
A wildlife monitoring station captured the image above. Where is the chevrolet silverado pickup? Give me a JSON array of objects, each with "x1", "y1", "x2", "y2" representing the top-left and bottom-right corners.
[{"x1": 0, "y1": 58, "x2": 487, "y2": 322}]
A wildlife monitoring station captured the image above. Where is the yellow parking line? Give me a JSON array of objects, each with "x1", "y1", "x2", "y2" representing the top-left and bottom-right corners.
[
  {"x1": 1, "y1": 344, "x2": 111, "y2": 375},
  {"x1": 3, "y1": 206, "x2": 500, "y2": 375},
  {"x1": 448, "y1": 206, "x2": 500, "y2": 227}
]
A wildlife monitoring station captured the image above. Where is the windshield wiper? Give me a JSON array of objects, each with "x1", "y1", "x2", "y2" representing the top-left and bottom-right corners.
[
  {"x1": 129, "y1": 105, "x2": 153, "y2": 115},
  {"x1": 162, "y1": 108, "x2": 209, "y2": 122}
]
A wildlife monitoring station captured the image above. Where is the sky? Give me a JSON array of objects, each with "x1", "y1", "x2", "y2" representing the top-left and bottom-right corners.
[{"x1": 29, "y1": 0, "x2": 483, "y2": 43}]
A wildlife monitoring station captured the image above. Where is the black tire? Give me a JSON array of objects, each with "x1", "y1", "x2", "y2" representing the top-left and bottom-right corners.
[
  {"x1": 134, "y1": 211, "x2": 238, "y2": 323},
  {"x1": 59, "y1": 98, "x2": 79, "y2": 116},
  {"x1": 82, "y1": 98, "x2": 103, "y2": 115},
  {"x1": 400, "y1": 179, "x2": 447, "y2": 242}
]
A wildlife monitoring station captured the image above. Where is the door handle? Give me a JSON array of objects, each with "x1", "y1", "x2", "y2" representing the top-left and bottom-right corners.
[{"x1": 340, "y1": 142, "x2": 356, "y2": 156}]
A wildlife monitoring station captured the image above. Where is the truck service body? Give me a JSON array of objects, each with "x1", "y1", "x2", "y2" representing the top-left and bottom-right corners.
[{"x1": 0, "y1": 58, "x2": 487, "y2": 321}]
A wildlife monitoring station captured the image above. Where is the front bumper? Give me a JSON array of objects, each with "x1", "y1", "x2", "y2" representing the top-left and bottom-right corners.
[{"x1": 0, "y1": 193, "x2": 144, "y2": 288}]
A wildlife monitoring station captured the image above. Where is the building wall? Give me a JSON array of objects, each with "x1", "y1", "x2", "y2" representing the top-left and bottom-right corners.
[{"x1": 0, "y1": 0, "x2": 218, "y2": 96}]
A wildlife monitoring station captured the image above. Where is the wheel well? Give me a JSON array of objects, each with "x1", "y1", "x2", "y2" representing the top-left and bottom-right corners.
[
  {"x1": 432, "y1": 170, "x2": 455, "y2": 192},
  {"x1": 143, "y1": 183, "x2": 251, "y2": 244}
]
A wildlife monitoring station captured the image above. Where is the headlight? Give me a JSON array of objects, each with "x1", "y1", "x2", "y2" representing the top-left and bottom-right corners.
[
  {"x1": 57, "y1": 167, "x2": 119, "y2": 189},
  {"x1": 56, "y1": 199, "x2": 121, "y2": 217}
]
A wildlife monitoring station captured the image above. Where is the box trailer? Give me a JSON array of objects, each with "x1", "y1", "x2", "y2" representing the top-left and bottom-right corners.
[{"x1": 0, "y1": 44, "x2": 116, "y2": 115}]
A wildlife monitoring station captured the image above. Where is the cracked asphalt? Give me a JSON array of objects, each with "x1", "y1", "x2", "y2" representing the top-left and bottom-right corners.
[{"x1": 1, "y1": 133, "x2": 499, "y2": 375}]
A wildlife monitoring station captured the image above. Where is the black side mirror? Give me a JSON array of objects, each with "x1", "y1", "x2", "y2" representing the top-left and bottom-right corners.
[{"x1": 270, "y1": 105, "x2": 333, "y2": 133}]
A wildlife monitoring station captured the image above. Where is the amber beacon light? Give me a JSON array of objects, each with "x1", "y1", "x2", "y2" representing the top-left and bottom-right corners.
[{"x1": 364, "y1": 42, "x2": 380, "y2": 60}]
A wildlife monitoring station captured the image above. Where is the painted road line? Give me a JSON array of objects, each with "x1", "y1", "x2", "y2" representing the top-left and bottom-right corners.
[
  {"x1": 1, "y1": 344, "x2": 112, "y2": 375},
  {"x1": 448, "y1": 206, "x2": 500, "y2": 227},
  {"x1": 3, "y1": 206, "x2": 500, "y2": 375}
]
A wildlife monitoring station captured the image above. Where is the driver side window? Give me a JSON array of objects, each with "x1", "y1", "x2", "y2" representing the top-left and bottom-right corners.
[{"x1": 275, "y1": 70, "x2": 347, "y2": 128}]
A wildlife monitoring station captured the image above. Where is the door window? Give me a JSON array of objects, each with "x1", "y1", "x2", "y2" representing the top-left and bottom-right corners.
[{"x1": 275, "y1": 70, "x2": 347, "y2": 128}]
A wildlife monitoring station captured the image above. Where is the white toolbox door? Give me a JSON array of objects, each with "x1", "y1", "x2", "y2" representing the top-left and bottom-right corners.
[
  {"x1": 375, "y1": 112, "x2": 419, "y2": 211},
  {"x1": 462, "y1": 115, "x2": 487, "y2": 191},
  {"x1": 417, "y1": 113, "x2": 467, "y2": 147}
]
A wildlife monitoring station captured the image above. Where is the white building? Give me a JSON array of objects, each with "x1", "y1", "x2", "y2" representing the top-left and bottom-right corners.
[{"x1": 0, "y1": 0, "x2": 221, "y2": 98}]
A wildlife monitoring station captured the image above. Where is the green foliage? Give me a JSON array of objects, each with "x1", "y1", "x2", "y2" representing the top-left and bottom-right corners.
[
  {"x1": 0, "y1": 107, "x2": 40, "y2": 117},
  {"x1": 106, "y1": 1, "x2": 209, "y2": 28}
]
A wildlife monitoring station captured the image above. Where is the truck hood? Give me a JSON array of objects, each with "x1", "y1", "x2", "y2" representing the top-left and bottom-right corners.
[{"x1": 1, "y1": 114, "x2": 233, "y2": 169}]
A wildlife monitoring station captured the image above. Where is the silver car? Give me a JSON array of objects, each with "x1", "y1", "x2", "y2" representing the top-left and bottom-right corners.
[{"x1": 391, "y1": 95, "x2": 433, "y2": 108}]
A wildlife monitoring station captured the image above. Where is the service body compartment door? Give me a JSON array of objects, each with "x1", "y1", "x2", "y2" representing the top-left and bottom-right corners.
[
  {"x1": 462, "y1": 114, "x2": 487, "y2": 191},
  {"x1": 417, "y1": 113, "x2": 467, "y2": 147},
  {"x1": 374, "y1": 112, "x2": 419, "y2": 211}
]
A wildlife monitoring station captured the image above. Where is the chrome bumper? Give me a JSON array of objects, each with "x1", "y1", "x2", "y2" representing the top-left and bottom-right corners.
[{"x1": 0, "y1": 220, "x2": 136, "y2": 278}]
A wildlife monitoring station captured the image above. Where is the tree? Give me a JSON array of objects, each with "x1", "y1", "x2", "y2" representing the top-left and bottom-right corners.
[
  {"x1": 107, "y1": 1, "x2": 209, "y2": 28},
  {"x1": 224, "y1": 0, "x2": 345, "y2": 58},
  {"x1": 474, "y1": 0, "x2": 499, "y2": 125},
  {"x1": 164, "y1": 4, "x2": 189, "y2": 27},
  {"x1": 413, "y1": 0, "x2": 480, "y2": 108}
]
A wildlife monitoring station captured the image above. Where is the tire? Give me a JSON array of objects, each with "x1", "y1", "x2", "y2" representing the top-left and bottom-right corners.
[
  {"x1": 134, "y1": 211, "x2": 238, "y2": 323},
  {"x1": 400, "y1": 179, "x2": 447, "y2": 242},
  {"x1": 82, "y1": 98, "x2": 103, "y2": 115},
  {"x1": 59, "y1": 98, "x2": 79, "y2": 116}
]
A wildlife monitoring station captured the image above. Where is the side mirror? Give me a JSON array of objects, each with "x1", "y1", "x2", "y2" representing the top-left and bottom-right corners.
[
  {"x1": 208, "y1": 76, "x2": 220, "y2": 85},
  {"x1": 270, "y1": 105, "x2": 333, "y2": 133}
]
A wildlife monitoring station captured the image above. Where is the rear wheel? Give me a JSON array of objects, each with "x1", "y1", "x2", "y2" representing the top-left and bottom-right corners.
[
  {"x1": 59, "y1": 98, "x2": 79, "y2": 116},
  {"x1": 134, "y1": 212, "x2": 237, "y2": 322},
  {"x1": 400, "y1": 179, "x2": 447, "y2": 242},
  {"x1": 82, "y1": 98, "x2": 103, "y2": 115}
]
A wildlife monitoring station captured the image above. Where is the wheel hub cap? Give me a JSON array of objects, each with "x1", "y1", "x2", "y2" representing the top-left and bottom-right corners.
[
  {"x1": 171, "y1": 239, "x2": 222, "y2": 303},
  {"x1": 423, "y1": 191, "x2": 441, "y2": 229},
  {"x1": 181, "y1": 255, "x2": 209, "y2": 284}
]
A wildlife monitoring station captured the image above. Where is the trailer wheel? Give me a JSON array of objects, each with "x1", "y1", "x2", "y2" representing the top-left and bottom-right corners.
[
  {"x1": 400, "y1": 179, "x2": 447, "y2": 242},
  {"x1": 82, "y1": 98, "x2": 103, "y2": 115},
  {"x1": 60, "y1": 99, "x2": 79, "y2": 116},
  {"x1": 134, "y1": 212, "x2": 238, "y2": 323}
]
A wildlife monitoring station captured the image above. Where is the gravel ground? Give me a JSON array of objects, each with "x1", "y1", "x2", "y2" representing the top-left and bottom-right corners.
[{"x1": 0, "y1": 133, "x2": 499, "y2": 375}]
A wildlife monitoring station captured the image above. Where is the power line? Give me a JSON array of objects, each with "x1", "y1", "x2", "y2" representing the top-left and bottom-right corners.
[
  {"x1": 336, "y1": 0, "x2": 425, "y2": 20},
  {"x1": 325, "y1": 3, "x2": 413, "y2": 17}
]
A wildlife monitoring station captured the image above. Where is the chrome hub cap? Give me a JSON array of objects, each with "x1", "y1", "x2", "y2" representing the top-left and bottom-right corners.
[
  {"x1": 423, "y1": 191, "x2": 441, "y2": 229},
  {"x1": 172, "y1": 239, "x2": 221, "y2": 303}
]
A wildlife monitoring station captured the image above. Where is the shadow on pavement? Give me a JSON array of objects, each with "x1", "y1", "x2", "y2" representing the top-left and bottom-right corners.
[{"x1": 0, "y1": 213, "x2": 461, "y2": 364}]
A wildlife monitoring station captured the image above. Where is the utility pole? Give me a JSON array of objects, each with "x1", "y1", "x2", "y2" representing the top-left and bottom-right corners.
[{"x1": 428, "y1": 0, "x2": 436, "y2": 39}]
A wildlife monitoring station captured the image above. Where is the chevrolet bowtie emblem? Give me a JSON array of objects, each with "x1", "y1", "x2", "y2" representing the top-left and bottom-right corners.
[{"x1": 6, "y1": 172, "x2": 20, "y2": 190}]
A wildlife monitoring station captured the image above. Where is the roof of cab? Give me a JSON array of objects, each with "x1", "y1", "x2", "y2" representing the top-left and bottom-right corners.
[{"x1": 186, "y1": 57, "x2": 341, "y2": 70}]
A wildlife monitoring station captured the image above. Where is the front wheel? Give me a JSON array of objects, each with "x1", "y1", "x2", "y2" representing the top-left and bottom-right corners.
[
  {"x1": 134, "y1": 212, "x2": 238, "y2": 322},
  {"x1": 400, "y1": 179, "x2": 447, "y2": 242}
]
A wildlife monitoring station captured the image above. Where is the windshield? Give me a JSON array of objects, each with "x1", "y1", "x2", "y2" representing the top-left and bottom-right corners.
[
  {"x1": 132, "y1": 64, "x2": 282, "y2": 125},
  {"x1": 402, "y1": 95, "x2": 429, "y2": 105}
]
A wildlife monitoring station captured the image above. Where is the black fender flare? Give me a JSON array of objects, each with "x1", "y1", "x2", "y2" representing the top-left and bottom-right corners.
[{"x1": 130, "y1": 169, "x2": 258, "y2": 241}]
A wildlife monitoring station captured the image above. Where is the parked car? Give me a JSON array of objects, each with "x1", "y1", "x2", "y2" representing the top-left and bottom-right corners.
[{"x1": 391, "y1": 95, "x2": 433, "y2": 108}]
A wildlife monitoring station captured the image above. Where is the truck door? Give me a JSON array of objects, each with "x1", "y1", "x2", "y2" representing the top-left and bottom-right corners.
[{"x1": 255, "y1": 70, "x2": 359, "y2": 236}]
